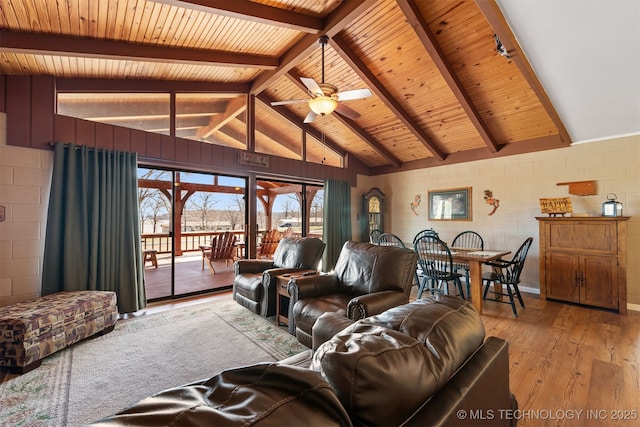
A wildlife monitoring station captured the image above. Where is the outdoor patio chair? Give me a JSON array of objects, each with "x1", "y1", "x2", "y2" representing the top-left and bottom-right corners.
[{"x1": 202, "y1": 231, "x2": 237, "y2": 274}]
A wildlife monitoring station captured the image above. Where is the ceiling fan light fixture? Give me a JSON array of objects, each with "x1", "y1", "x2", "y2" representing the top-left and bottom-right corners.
[{"x1": 308, "y1": 96, "x2": 338, "y2": 115}]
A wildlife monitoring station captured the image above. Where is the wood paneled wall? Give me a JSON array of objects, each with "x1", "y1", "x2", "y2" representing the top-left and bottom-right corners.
[{"x1": 3, "y1": 75, "x2": 367, "y2": 185}]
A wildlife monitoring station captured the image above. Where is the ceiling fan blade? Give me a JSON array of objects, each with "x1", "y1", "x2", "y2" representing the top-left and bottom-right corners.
[
  {"x1": 337, "y1": 88, "x2": 372, "y2": 101},
  {"x1": 335, "y1": 103, "x2": 361, "y2": 120},
  {"x1": 300, "y1": 77, "x2": 324, "y2": 97},
  {"x1": 271, "y1": 99, "x2": 308, "y2": 106},
  {"x1": 303, "y1": 110, "x2": 318, "y2": 123}
]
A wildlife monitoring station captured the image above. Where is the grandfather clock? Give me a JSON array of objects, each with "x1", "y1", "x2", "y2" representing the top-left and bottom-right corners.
[{"x1": 362, "y1": 188, "x2": 385, "y2": 242}]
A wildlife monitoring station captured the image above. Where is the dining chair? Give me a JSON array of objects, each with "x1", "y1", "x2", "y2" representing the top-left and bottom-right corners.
[
  {"x1": 412, "y1": 229, "x2": 439, "y2": 286},
  {"x1": 482, "y1": 237, "x2": 533, "y2": 317},
  {"x1": 369, "y1": 229, "x2": 382, "y2": 244},
  {"x1": 412, "y1": 228, "x2": 439, "y2": 244},
  {"x1": 451, "y1": 231, "x2": 484, "y2": 298},
  {"x1": 377, "y1": 232, "x2": 405, "y2": 248},
  {"x1": 414, "y1": 234, "x2": 465, "y2": 300}
]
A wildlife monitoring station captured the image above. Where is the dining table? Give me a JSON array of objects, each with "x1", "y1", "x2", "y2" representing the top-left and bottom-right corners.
[{"x1": 447, "y1": 248, "x2": 511, "y2": 314}]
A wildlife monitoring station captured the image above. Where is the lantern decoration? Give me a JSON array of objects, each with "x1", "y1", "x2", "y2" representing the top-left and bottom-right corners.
[{"x1": 602, "y1": 193, "x2": 623, "y2": 217}]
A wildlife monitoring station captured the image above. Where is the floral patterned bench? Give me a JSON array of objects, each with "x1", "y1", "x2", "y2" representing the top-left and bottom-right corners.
[{"x1": 0, "y1": 291, "x2": 118, "y2": 374}]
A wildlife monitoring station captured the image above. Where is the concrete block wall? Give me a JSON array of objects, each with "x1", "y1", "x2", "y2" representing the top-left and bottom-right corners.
[
  {"x1": 355, "y1": 134, "x2": 640, "y2": 310},
  {"x1": 0, "y1": 113, "x2": 53, "y2": 307}
]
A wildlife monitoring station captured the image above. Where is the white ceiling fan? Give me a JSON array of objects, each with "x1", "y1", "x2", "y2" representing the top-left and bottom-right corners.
[{"x1": 271, "y1": 35, "x2": 372, "y2": 123}]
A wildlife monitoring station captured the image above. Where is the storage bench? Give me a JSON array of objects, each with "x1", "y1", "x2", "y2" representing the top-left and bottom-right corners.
[{"x1": 0, "y1": 291, "x2": 118, "y2": 374}]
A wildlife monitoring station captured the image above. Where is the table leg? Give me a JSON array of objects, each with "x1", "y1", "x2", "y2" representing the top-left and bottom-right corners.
[{"x1": 468, "y1": 260, "x2": 483, "y2": 314}]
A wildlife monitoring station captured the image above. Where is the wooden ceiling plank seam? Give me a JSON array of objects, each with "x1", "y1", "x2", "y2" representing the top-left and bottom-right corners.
[
  {"x1": 397, "y1": 0, "x2": 499, "y2": 153},
  {"x1": 111, "y1": 0, "x2": 130, "y2": 40},
  {"x1": 204, "y1": 14, "x2": 238, "y2": 50},
  {"x1": 18, "y1": 0, "x2": 39, "y2": 33},
  {"x1": 145, "y1": 2, "x2": 166, "y2": 45},
  {"x1": 256, "y1": 93, "x2": 347, "y2": 158},
  {"x1": 31, "y1": 0, "x2": 48, "y2": 33},
  {"x1": 128, "y1": 0, "x2": 150, "y2": 42},
  {"x1": 331, "y1": 32, "x2": 446, "y2": 161},
  {"x1": 475, "y1": 0, "x2": 571, "y2": 145},
  {"x1": 249, "y1": 0, "x2": 378, "y2": 95},
  {"x1": 167, "y1": 5, "x2": 194, "y2": 46},
  {"x1": 78, "y1": 0, "x2": 89, "y2": 36},
  {"x1": 179, "y1": 11, "x2": 213, "y2": 49},
  {"x1": 124, "y1": 0, "x2": 144, "y2": 42},
  {"x1": 284, "y1": 70, "x2": 401, "y2": 167},
  {"x1": 0, "y1": 2, "x2": 17, "y2": 29},
  {"x1": 154, "y1": 0, "x2": 323, "y2": 33},
  {"x1": 0, "y1": 29, "x2": 279, "y2": 69},
  {"x1": 88, "y1": 0, "x2": 101, "y2": 38},
  {"x1": 156, "y1": 3, "x2": 181, "y2": 45}
]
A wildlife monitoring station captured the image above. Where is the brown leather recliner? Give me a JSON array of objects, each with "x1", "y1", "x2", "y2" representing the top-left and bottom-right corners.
[
  {"x1": 233, "y1": 236, "x2": 325, "y2": 317},
  {"x1": 91, "y1": 295, "x2": 517, "y2": 427},
  {"x1": 288, "y1": 240, "x2": 418, "y2": 347}
]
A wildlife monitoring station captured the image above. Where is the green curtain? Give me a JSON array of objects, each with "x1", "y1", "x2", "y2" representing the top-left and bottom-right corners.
[
  {"x1": 321, "y1": 179, "x2": 352, "y2": 272},
  {"x1": 42, "y1": 142, "x2": 146, "y2": 313}
]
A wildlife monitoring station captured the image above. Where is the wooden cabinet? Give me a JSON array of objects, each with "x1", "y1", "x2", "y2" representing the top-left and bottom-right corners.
[{"x1": 536, "y1": 217, "x2": 629, "y2": 314}]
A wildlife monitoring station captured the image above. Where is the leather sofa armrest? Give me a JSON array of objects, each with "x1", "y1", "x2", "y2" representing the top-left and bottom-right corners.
[
  {"x1": 347, "y1": 291, "x2": 409, "y2": 320},
  {"x1": 403, "y1": 336, "x2": 515, "y2": 427},
  {"x1": 234, "y1": 259, "x2": 274, "y2": 275},
  {"x1": 288, "y1": 274, "x2": 339, "y2": 300},
  {"x1": 312, "y1": 311, "x2": 354, "y2": 351}
]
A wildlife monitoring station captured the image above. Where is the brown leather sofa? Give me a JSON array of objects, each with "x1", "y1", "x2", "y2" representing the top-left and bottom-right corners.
[
  {"x1": 233, "y1": 236, "x2": 325, "y2": 317},
  {"x1": 92, "y1": 295, "x2": 517, "y2": 426},
  {"x1": 289, "y1": 240, "x2": 418, "y2": 347}
]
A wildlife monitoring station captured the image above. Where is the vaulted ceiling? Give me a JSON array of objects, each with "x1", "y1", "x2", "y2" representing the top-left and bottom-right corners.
[{"x1": 1, "y1": 0, "x2": 634, "y2": 174}]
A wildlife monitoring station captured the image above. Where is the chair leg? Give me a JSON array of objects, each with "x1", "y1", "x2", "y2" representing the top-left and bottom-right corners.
[
  {"x1": 455, "y1": 278, "x2": 465, "y2": 300},
  {"x1": 417, "y1": 277, "x2": 426, "y2": 299},
  {"x1": 506, "y1": 286, "x2": 518, "y2": 317},
  {"x1": 483, "y1": 280, "x2": 492, "y2": 299},
  {"x1": 207, "y1": 259, "x2": 216, "y2": 274},
  {"x1": 465, "y1": 270, "x2": 471, "y2": 299},
  {"x1": 513, "y1": 285, "x2": 525, "y2": 308}
]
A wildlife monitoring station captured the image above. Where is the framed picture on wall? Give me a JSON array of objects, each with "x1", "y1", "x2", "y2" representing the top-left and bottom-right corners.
[{"x1": 428, "y1": 187, "x2": 472, "y2": 221}]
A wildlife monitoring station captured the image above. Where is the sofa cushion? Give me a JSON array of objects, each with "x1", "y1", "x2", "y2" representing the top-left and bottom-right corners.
[{"x1": 311, "y1": 295, "x2": 485, "y2": 426}]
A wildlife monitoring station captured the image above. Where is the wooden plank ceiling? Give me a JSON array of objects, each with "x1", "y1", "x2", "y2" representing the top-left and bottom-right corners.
[{"x1": 0, "y1": 0, "x2": 571, "y2": 173}]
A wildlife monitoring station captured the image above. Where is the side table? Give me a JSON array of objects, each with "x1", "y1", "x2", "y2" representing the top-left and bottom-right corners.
[{"x1": 275, "y1": 270, "x2": 317, "y2": 327}]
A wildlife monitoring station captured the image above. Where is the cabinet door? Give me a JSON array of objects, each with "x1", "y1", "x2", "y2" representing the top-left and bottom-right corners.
[
  {"x1": 545, "y1": 252, "x2": 580, "y2": 303},
  {"x1": 580, "y1": 255, "x2": 618, "y2": 309}
]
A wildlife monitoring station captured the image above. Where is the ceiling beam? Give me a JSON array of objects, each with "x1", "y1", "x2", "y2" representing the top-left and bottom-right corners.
[
  {"x1": 475, "y1": 0, "x2": 572, "y2": 145},
  {"x1": 250, "y1": 0, "x2": 378, "y2": 95},
  {"x1": 155, "y1": 0, "x2": 323, "y2": 33},
  {"x1": 0, "y1": 29, "x2": 278, "y2": 69},
  {"x1": 55, "y1": 78, "x2": 249, "y2": 93},
  {"x1": 285, "y1": 71, "x2": 401, "y2": 168},
  {"x1": 397, "y1": 0, "x2": 499, "y2": 153},
  {"x1": 256, "y1": 93, "x2": 346, "y2": 158},
  {"x1": 331, "y1": 34, "x2": 446, "y2": 161}
]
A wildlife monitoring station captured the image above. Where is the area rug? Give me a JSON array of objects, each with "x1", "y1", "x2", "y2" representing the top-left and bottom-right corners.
[{"x1": 0, "y1": 298, "x2": 307, "y2": 427}]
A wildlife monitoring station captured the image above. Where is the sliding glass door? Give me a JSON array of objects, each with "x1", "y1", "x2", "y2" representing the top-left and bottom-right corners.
[
  {"x1": 138, "y1": 167, "x2": 247, "y2": 301},
  {"x1": 255, "y1": 179, "x2": 324, "y2": 260}
]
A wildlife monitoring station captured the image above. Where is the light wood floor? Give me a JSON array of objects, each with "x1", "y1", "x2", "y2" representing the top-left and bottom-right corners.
[{"x1": 479, "y1": 293, "x2": 640, "y2": 426}]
